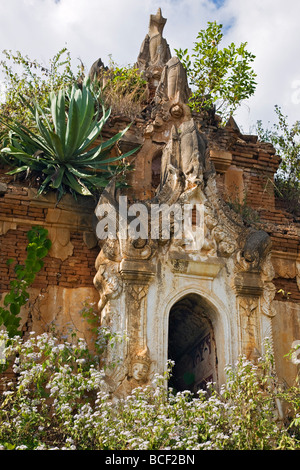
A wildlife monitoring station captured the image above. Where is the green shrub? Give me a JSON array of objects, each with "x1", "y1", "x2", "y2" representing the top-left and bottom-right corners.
[
  {"x1": 100, "y1": 59, "x2": 147, "y2": 119},
  {"x1": 175, "y1": 21, "x2": 257, "y2": 124},
  {"x1": 256, "y1": 105, "x2": 300, "y2": 214},
  {"x1": 0, "y1": 226, "x2": 51, "y2": 338}
]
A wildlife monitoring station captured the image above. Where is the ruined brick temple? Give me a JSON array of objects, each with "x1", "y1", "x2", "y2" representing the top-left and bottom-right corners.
[{"x1": 0, "y1": 9, "x2": 299, "y2": 396}]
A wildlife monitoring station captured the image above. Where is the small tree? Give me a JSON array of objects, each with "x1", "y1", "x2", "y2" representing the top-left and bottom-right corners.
[
  {"x1": 175, "y1": 21, "x2": 257, "y2": 123},
  {"x1": 256, "y1": 105, "x2": 300, "y2": 213},
  {"x1": 257, "y1": 105, "x2": 300, "y2": 184}
]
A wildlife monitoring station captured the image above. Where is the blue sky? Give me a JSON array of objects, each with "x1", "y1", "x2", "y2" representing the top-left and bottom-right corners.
[
  {"x1": 211, "y1": 0, "x2": 226, "y2": 8},
  {"x1": 0, "y1": 0, "x2": 300, "y2": 133}
]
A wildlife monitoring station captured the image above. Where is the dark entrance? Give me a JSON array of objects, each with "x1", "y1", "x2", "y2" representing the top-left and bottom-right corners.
[
  {"x1": 151, "y1": 149, "x2": 162, "y2": 193},
  {"x1": 168, "y1": 294, "x2": 218, "y2": 394}
]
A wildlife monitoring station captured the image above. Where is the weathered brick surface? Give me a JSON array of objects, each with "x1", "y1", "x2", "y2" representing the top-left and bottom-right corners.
[
  {"x1": 196, "y1": 117, "x2": 300, "y2": 280},
  {"x1": 0, "y1": 178, "x2": 99, "y2": 295},
  {"x1": 0, "y1": 114, "x2": 299, "y2": 339},
  {"x1": 274, "y1": 277, "x2": 300, "y2": 302}
]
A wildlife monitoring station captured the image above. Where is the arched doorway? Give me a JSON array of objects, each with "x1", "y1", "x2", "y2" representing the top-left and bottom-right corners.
[{"x1": 168, "y1": 293, "x2": 218, "y2": 394}]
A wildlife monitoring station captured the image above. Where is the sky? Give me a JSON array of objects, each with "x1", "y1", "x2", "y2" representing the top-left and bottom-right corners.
[{"x1": 0, "y1": 0, "x2": 300, "y2": 134}]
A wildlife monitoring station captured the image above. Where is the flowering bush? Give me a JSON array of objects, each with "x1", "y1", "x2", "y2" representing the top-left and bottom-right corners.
[{"x1": 0, "y1": 332, "x2": 299, "y2": 450}]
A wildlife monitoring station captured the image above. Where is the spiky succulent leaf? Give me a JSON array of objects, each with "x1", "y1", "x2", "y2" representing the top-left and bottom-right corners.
[
  {"x1": 1, "y1": 80, "x2": 134, "y2": 197},
  {"x1": 51, "y1": 89, "x2": 66, "y2": 150}
]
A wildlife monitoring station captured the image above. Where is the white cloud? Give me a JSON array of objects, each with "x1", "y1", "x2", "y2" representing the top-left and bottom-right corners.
[
  {"x1": 220, "y1": 0, "x2": 300, "y2": 131},
  {"x1": 0, "y1": 0, "x2": 299, "y2": 132}
]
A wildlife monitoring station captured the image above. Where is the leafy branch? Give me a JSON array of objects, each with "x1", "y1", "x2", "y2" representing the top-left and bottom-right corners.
[
  {"x1": 175, "y1": 21, "x2": 257, "y2": 124},
  {"x1": 256, "y1": 105, "x2": 300, "y2": 214},
  {"x1": 0, "y1": 226, "x2": 51, "y2": 338}
]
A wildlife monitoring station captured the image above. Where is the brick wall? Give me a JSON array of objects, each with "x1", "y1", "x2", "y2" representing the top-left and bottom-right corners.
[
  {"x1": 0, "y1": 177, "x2": 99, "y2": 295},
  {"x1": 274, "y1": 277, "x2": 300, "y2": 302}
]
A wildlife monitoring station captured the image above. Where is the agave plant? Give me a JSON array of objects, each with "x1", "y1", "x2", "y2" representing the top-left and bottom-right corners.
[{"x1": 0, "y1": 78, "x2": 136, "y2": 199}]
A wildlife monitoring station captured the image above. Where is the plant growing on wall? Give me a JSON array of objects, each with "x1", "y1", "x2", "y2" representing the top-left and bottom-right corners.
[
  {"x1": 0, "y1": 226, "x2": 51, "y2": 338},
  {"x1": 0, "y1": 78, "x2": 136, "y2": 200},
  {"x1": 256, "y1": 105, "x2": 300, "y2": 214},
  {"x1": 100, "y1": 57, "x2": 147, "y2": 119},
  {"x1": 0, "y1": 48, "x2": 83, "y2": 136},
  {"x1": 175, "y1": 21, "x2": 257, "y2": 123}
]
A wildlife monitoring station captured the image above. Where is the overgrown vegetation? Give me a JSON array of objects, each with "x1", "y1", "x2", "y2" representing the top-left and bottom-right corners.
[
  {"x1": 0, "y1": 48, "x2": 147, "y2": 133},
  {"x1": 0, "y1": 226, "x2": 51, "y2": 338},
  {"x1": 0, "y1": 332, "x2": 299, "y2": 450},
  {"x1": 0, "y1": 78, "x2": 136, "y2": 200},
  {"x1": 257, "y1": 105, "x2": 300, "y2": 216},
  {"x1": 0, "y1": 50, "x2": 139, "y2": 200},
  {"x1": 0, "y1": 48, "x2": 82, "y2": 134},
  {"x1": 100, "y1": 57, "x2": 147, "y2": 119},
  {"x1": 175, "y1": 21, "x2": 257, "y2": 124}
]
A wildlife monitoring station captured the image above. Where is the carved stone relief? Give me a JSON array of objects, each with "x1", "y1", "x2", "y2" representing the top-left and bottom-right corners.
[
  {"x1": 155, "y1": 56, "x2": 190, "y2": 104},
  {"x1": 238, "y1": 296, "x2": 261, "y2": 361},
  {"x1": 260, "y1": 254, "x2": 277, "y2": 318},
  {"x1": 130, "y1": 347, "x2": 152, "y2": 382},
  {"x1": 94, "y1": 249, "x2": 122, "y2": 322},
  {"x1": 158, "y1": 119, "x2": 206, "y2": 191},
  {"x1": 47, "y1": 227, "x2": 74, "y2": 262},
  {"x1": 125, "y1": 281, "x2": 148, "y2": 343},
  {"x1": 0, "y1": 221, "x2": 16, "y2": 235},
  {"x1": 92, "y1": 9, "x2": 283, "y2": 393}
]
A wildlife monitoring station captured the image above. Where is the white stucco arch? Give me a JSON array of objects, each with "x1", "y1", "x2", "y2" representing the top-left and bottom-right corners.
[{"x1": 151, "y1": 281, "x2": 235, "y2": 387}]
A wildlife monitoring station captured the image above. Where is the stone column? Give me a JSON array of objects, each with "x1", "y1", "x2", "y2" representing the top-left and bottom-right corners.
[
  {"x1": 235, "y1": 271, "x2": 264, "y2": 361},
  {"x1": 119, "y1": 259, "x2": 155, "y2": 384}
]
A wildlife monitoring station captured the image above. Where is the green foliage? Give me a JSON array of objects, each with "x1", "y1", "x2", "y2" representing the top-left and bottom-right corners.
[
  {"x1": 175, "y1": 21, "x2": 257, "y2": 123},
  {"x1": 257, "y1": 105, "x2": 300, "y2": 183},
  {"x1": 257, "y1": 105, "x2": 300, "y2": 214},
  {"x1": 101, "y1": 58, "x2": 147, "y2": 118},
  {"x1": 0, "y1": 333, "x2": 299, "y2": 450},
  {"x1": 0, "y1": 226, "x2": 51, "y2": 338},
  {"x1": 0, "y1": 78, "x2": 136, "y2": 200},
  {"x1": 105, "y1": 57, "x2": 147, "y2": 100},
  {"x1": 0, "y1": 48, "x2": 82, "y2": 134}
]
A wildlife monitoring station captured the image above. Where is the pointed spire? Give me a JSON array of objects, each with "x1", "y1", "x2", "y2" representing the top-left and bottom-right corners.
[
  {"x1": 136, "y1": 8, "x2": 171, "y2": 71},
  {"x1": 149, "y1": 7, "x2": 167, "y2": 35}
]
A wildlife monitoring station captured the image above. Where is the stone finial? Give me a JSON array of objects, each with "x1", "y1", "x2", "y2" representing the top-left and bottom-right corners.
[
  {"x1": 136, "y1": 8, "x2": 171, "y2": 72},
  {"x1": 149, "y1": 7, "x2": 167, "y2": 36},
  {"x1": 88, "y1": 58, "x2": 108, "y2": 84}
]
